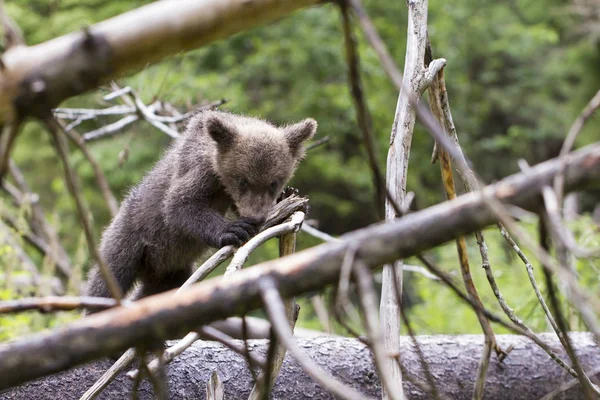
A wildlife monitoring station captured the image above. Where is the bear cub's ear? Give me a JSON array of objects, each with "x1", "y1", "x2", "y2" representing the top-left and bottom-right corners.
[
  {"x1": 284, "y1": 118, "x2": 317, "y2": 156},
  {"x1": 204, "y1": 113, "x2": 238, "y2": 150}
]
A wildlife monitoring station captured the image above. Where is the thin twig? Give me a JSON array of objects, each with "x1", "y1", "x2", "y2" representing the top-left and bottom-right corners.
[
  {"x1": 0, "y1": 119, "x2": 21, "y2": 178},
  {"x1": 225, "y1": 211, "x2": 304, "y2": 276},
  {"x1": 301, "y1": 223, "x2": 341, "y2": 242},
  {"x1": 83, "y1": 115, "x2": 139, "y2": 142},
  {"x1": 393, "y1": 262, "x2": 441, "y2": 400},
  {"x1": 127, "y1": 325, "x2": 268, "y2": 380},
  {"x1": 354, "y1": 262, "x2": 404, "y2": 400},
  {"x1": 305, "y1": 135, "x2": 330, "y2": 151},
  {"x1": 260, "y1": 277, "x2": 372, "y2": 400},
  {"x1": 45, "y1": 118, "x2": 123, "y2": 302},
  {"x1": 248, "y1": 230, "x2": 299, "y2": 400},
  {"x1": 541, "y1": 366, "x2": 600, "y2": 400},
  {"x1": 394, "y1": 355, "x2": 449, "y2": 400},
  {"x1": 0, "y1": 296, "x2": 123, "y2": 314},
  {"x1": 415, "y1": 253, "x2": 587, "y2": 368},
  {"x1": 340, "y1": 0, "x2": 385, "y2": 216},
  {"x1": 54, "y1": 105, "x2": 135, "y2": 119},
  {"x1": 539, "y1": 215, "x2": 600, "y2": 397},
  {"x1": 554, "y1": 88, "x2": 600, "y2": 205},
  {"x1": 425, "y1": 43, "x2": 501, "y2": 398},
  {"x1": 56, "y1": 119, "x2": 119, "y2": 216}
]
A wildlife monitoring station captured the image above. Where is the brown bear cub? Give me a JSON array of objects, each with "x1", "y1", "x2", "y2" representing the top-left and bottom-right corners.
[{"x1": 85, "y1": 110, "x2": 317, "y2": 301}]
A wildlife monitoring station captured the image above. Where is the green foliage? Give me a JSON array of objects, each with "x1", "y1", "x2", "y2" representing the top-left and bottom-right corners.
[{"x1": 1, "y1": 0, "x2": 599, "y2": 339}]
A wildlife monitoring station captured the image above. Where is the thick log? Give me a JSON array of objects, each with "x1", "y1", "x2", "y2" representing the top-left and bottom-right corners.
[
  {"x1": 0, "y1": 0, "x2": 320, "y2": 122},
  {"x1": 1, "y1": 333, "x2": 598, "y2": 399},
  {"x1": 0, "y1": 144, "x2": 598, "y2": 390}
]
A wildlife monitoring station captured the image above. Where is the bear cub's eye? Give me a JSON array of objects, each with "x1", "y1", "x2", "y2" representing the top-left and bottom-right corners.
[
  {"x1": 270, "y1": 181, "x2": 278, "y2": 192},
  {"x1": 240, "y1": 178, "x2": 249, "y2": 190}
]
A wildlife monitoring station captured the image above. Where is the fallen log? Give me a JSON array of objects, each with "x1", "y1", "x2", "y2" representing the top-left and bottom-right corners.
[
  {"x1": 1, "y1": 333, "x2": 598, "y2": 399},
  {"x1": 0, "y1": 143, "x2": 598, "y2": 390}
]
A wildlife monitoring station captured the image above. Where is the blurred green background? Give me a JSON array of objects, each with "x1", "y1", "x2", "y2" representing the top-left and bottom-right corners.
[{"x1": 0, "y1": 0, "x2": 599, "y2": 340}]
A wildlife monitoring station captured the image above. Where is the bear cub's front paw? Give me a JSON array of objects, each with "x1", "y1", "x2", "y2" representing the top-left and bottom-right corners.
[{"x1": 218, "y1": 217, "x2": 264, "y2": 247}]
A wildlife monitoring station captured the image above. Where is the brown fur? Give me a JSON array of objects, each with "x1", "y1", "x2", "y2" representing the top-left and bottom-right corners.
[{"x1": 84, "y1": 110, "x2": 316, "y2": 301}]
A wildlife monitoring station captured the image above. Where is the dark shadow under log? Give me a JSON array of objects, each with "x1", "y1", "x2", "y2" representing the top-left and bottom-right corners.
[{"x1": 2, "y1": 333, "x2": 598, "y2": 399}]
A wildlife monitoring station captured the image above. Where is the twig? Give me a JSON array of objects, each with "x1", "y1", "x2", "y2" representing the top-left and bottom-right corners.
[
  {"x1": 425, "y1": 44, "x2": 500, "y2": 398},
  {"x1": 54, "y1": 105, "x2": 135, "y2": 119},
  {"x1": 416, "y1": 253, "x2": 582, "y2": 367},
  {"x1": 128, "y1": 92, "x2": 179, "y2": 138},
  {"x1": 0, "y1": 0, "x2": 24, "y2": 49},
  {"x1": 473, "y1": 340, "x2": 492, "y2": 400},
  {"x1": 83, "y1": 115, "x2": 139, "y2": 142},
  {"x1": 554, "y1": 88, "x2": 600, "y2": 205},
  {"x1": 0, "y1": 119, "x2": 21, "y2": 178},
  {"x1": 131, "y1": 351, "x2": 147, "y2": 400},
  {"x1": 0, "y1": 220, "x2": 50, "y2": 292},
  {"x1": 259, "y1": 277, "x2": 372, "y2": 400},
  {"x1": 180, "y1": 246, "x2": 235, "y2": 291},
  {"x1": 539, "y1": 215, "x2": 600, "y2": 397},
  {"x1": 353, "y1": 262, "x2": 404, "y2": 400},
  {"x1": 241, "y1": 315, "x2": 259, "y2": 382},
  {"x1": 248, "y1": 230, "x2": 300, "y2": 400},
  {"x1": 225, "y1": 211, "x2": 305, "y2": 276},
  {"x1": 347, "y1": 0, "x2": 402, "y2": 89},
  {"x1": 398, "y1": 291, "x2": 441, "y2": 400},
  {"x1": 301, "y1": 223, "x2": 341, "y2": 242},
  {"x1": 0, "y1": 166, "x2": 72, "y2": 280},
  {"x1": 394, "y1": 355, "x2": 449, "y2": 400},
  {"x1": 305, "y1": 135, "x2": 330, "y2": 151},
  {"x1": 340, "y1": 0, "x2": 385, "y2": 216},
  {"x1": 302, "y1": 224, "x2": 440, "y2": 281},
  {"x1": 310, "y1": 295, "x2": 332, "y2": 333},
  {"x1": 56, "y1": 119, "x2": 119, "y2": 216},
  {"x1": 45, "y1": 118, "x2": 123, "y2": 302},
  {"x1": 0, "y1": 296, "x2": 123, "y2": 314},
  {"x1": 127, "y1": 325, "x2": 267, "y2": 380},
  {"x1": 542, "y1": 185, "x2": 598, "y2": 258},
  {"x1": 148, "y1": 348, "x2": 169, "y2": 400},
  {"x1": 541, "y1": 366, "x2": 600, "y2": 400}
]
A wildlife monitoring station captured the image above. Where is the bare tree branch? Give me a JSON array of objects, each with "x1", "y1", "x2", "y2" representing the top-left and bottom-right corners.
[
  {"x1": 0, "y1": 296, "x2": 122, "y2": 314},
  {"x1": 45, "y1": 118, "x2": 123, "y2": 302},
  {"x1": 0, "y1": 0, "x2": 321, "y2": 124}
]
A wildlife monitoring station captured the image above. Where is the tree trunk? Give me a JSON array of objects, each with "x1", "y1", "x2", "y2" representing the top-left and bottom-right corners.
[{"x1": 1, "y1": 333, "x2": 597, "y2": 400}]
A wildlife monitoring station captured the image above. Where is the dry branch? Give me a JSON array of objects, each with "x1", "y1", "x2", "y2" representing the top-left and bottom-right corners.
[
  {"x1": 0, "y1": 144, "x2": 597, "y2": 390},
  {"x1": 373, "y1": 0, "x2": 446, "y2": 396},
  {"x1": 0, "y1": 296, "x2": 122, "y2": 314},
  {"x1": 0, "y1": 0, "x2": 320, "y2": 123},
  {"x1": 248, "y1": 229, "x2": 300, "y2": 400}
]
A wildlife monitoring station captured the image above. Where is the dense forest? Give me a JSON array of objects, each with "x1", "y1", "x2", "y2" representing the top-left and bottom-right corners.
[{"x1": 0, "y1": 0, "x2": 599, "y2": 345}]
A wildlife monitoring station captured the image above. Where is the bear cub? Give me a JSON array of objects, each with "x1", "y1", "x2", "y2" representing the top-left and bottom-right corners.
[{"x1": 85, "y1": 110, "x2": 317, "y2": 301}]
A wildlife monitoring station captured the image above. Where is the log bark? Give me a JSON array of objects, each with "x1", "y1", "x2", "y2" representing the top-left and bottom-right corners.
[
  {"x1": 2, "y1": 333, "x2": 598, "y2": 399},
  {"x1": 0, "y1": 143, "x2": 598, "y2": 390},
  {"x1": 0, "y1": 0, "x2": 320, "y2": 123}
]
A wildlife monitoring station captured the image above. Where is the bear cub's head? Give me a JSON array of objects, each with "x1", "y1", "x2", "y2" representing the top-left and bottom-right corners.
[{"x1": 203, "y1": 111, "x2": 317, "y2": 222}]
